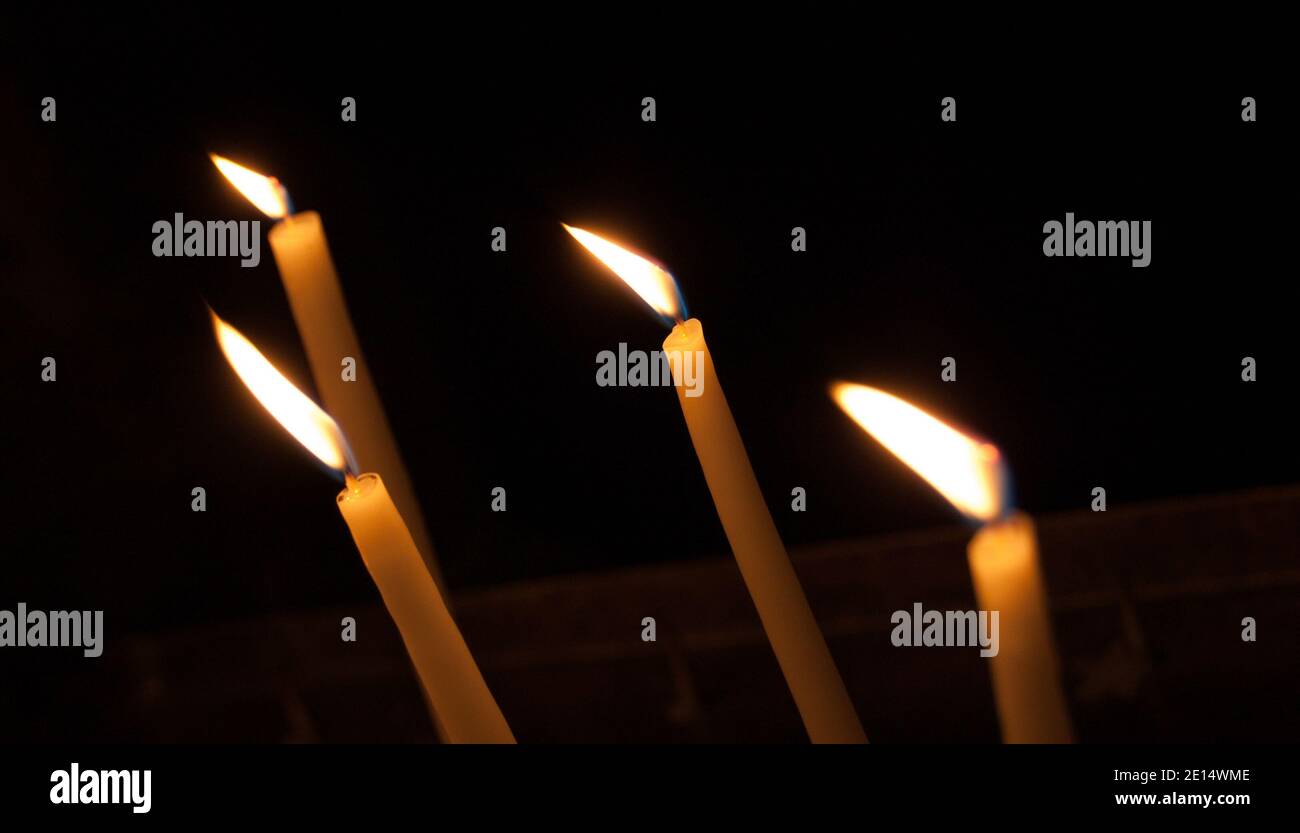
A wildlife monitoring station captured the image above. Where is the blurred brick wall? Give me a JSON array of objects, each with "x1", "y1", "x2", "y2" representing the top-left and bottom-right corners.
[{"x1": 39, "y1": 486, "x2": 1300, "y2": 743}]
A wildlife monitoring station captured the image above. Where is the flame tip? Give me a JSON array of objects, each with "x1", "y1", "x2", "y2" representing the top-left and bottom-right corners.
[
  {"x1": 565, "y1": 226, "x2": 684, "y2": 321},
  {"x1": 211, "y1": 154, "x2": 289, "y2": 218},
  {"x1": 833, "y1": 382, "x2": 1007, "y2": 523},
  {"x1": 211, "y1": 314, "x2": 350, "y2": 474}
]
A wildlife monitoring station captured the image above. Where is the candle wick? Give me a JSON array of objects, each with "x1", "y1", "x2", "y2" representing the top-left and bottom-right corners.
[{"x1": 344, "y1": 472, "x2": 361, "y2": 494}]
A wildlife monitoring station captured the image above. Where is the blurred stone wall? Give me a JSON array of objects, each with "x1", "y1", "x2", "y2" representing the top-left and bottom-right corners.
[{"x1": 25, "y1": 486, "x2": 1300, "y2": 743}]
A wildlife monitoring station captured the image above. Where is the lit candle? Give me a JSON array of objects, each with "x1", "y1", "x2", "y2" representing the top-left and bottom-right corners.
[
  {"x1": 209, "y1": 154, "x2": 442, "y2": 589},
  {"x1": 210, "y1": 310, "x2": 514, "y2": 744},
  {"x1": 831, "y1": 382, "x2": 1074, "y2": 743},
  {"x1": 566, "y1": 225, "x2": 865, "y2": 744}
]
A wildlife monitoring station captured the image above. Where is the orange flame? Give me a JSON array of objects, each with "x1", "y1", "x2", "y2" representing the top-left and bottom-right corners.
[
  {"x1": 210, "y1": 310, "x2": 352, "y2": 473},
  {"x1": 210, "y1": 154, "x2": 290, "y2": 219},
  {"x1": 831, "y1": 382, "x2": 1006, "y2": 523},
  {"x1": 563, "y1": 224, "x2": 684, "y2": 321}
]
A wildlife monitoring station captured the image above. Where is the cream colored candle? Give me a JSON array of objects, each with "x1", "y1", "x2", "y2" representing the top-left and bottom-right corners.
[
  {"x1": 666, "y1": 319, "x2": 866, "y2": 743},
  {"x1": 339, "y1": 473, "x2": 514, "y2": 744},
  {"x1": 566, "y1": 225, "x2": 865, "y2": 744},
  {"x1": 832, "y1": 382, "x2": 1074, "y2": 743},
  {"x1": 209, "y1": 310, "x2": 513, "y2": 744},
  {"x1": 968, "y1": 512, "x2": 1073, "y2": 743},
  {"x1": 210, "y1": 155, "x2": 441, "y2": 589}
]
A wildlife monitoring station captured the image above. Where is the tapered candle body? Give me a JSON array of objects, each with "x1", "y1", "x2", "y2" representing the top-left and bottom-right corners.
[
  {"x1": 337, "y1": 473, "x2": 514, "y2": 744},
  {"x1": 270, "y1": 212, "x2": 441, "y2": 587},
  {"x1": 967, "y1": 512, "x2": 1074, "y2": 743},
  {"x1": 664, "y1": 319, "x2": 865, "y2": 743}
]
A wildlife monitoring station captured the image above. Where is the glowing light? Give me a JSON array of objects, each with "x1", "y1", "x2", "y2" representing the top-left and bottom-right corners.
[
  {"x1": 831, "y1": 382, "x2": 1006, "y2": 522},
  {"x1": 210, "y1": 154, "x2": 290, "y2": 218},
  {"x1": 563, "y1": 224, "x2": 684, "y2": 321},
  {"x1": 211, "y1": 310, "x2": 351, "y2": 473}
]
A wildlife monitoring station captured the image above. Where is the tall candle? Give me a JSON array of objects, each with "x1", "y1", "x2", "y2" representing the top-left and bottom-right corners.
[
  {"x1": 968, "y1": 512, "x2": 1072, "y2": 743},
  {"x1": 338, "y1": 472, "x2": 514, "y2": 744},
  {"x1": 832, "y1": 382, "x2": 1074, "y2": 743},
  {"x1": 210, "y1": 155, "x2": 442, "y2": 589},
  {"x1": 209, "y1": 310, "x2": 513, "y2": 743},
  {"x1": 666, "y1": 320, "x2": 865, "y2": 743},
  {"x1": 567, "y1": 225, "x2": 865, "y2": 744}
]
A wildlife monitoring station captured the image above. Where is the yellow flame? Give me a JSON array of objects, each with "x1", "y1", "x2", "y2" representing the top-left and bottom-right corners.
[
  {"x1": 563, "y1": 224, "x2": 682, "y2": 320},
  {"x1": 831, "y1": 382, "x2": 1005, "y2": 522},
  {"x1": 210, "y1": 154, "x2": 289, "y2": 219},
  {"x1": 211, "y1": 311, "x2": 350, "y2": 472}
]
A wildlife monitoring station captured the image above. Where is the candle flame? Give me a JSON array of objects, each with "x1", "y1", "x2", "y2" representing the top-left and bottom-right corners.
[
  {"x1": 210, "y1": 309, "x2": 354, "y2": 474},
  {"x1": 210, "y1": 154, "x2": 290, "y2": 219},
  {"x1": 831, "y1": 382, "x2": 1006, "y2": 523},
  {"x1": 563, "y1": 224, "x2": 685, "y2": 323}
]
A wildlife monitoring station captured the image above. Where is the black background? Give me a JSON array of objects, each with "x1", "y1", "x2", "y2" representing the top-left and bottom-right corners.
[{"x1": 0, "y1": 19, "x2": 1291, "y2": 741}]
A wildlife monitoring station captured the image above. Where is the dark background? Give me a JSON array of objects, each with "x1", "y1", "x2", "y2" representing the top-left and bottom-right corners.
[{"x1": 1, "y1": 22, "x2": 1291, "y2": 740}]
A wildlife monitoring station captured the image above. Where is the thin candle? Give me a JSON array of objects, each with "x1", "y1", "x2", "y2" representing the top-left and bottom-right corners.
[
  {"x1": 210, "y1": 310, "x2": 514, "y2": 744},
  {"x1": 831, "y1": 382, "x2": 1074, "y2": 743},
  {"x1": 566, "y1": 224, "x2": 865, "y2": 744},
  {"x1": 209, "y1": 154, "x2": 442, "y2": 590}
]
